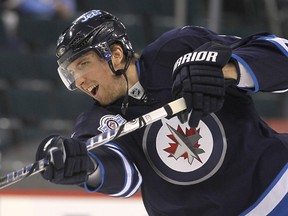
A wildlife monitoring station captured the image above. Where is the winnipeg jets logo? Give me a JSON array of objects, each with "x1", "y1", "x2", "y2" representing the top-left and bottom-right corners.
[
  {"x1": 78, "y1": 10, "x2": 102, "y2": 23},
  {"x1": 143, "y1": 113, "x2": 227, "y2": 185},
  {"x1": 164, "y1": 124, "x2": 204, "y2": 165}
]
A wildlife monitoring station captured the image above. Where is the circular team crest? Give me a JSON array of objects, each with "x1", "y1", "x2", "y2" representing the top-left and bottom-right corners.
[
  {"x1": 98, "y1": 114, "x2": 126, "y2": 133},
  {"x1": 142, "y1": 113, "x2": 227, "y2": 185}
]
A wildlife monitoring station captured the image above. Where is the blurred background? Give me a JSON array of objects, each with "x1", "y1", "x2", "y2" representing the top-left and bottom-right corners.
[{"x1": 0, "y1": 0, "x2": 287, "y2": 214}]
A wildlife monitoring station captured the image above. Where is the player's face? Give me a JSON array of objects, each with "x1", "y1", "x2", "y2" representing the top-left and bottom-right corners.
[{"x1": 67, "y1": 51, "x2": 126, "y2": 105}]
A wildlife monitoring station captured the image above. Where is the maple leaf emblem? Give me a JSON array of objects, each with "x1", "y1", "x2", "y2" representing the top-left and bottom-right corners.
[{"x1": 164, "y1": 124, "x2": 205, "y2": 165}]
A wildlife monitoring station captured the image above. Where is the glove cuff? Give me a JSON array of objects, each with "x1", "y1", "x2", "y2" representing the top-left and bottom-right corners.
[{"x1": 35, "y1": 134, "x2": 60, "y2": 161}]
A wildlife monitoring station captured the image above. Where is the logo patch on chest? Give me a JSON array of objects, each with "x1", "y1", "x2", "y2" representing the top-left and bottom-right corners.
[{"x1": 142, "y1": 113, "x2": 227, "y2": 185}]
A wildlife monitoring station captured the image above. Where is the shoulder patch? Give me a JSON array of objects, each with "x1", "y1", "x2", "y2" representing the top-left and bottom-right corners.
[{"x1": 98, "y1": 114, "x2": 126, "y2": 133}]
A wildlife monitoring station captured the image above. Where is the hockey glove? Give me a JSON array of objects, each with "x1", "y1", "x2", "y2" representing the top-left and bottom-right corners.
[
  {"x1": 172, "y1": 42, "x2": 233, "y2": 127},
  {"x1": 36, "y1": 135, "x2": 96, "y2": 185}
]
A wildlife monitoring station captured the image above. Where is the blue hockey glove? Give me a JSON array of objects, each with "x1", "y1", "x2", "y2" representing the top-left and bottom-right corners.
[
  {"x1": 172, "y1": 42, "x2": 233, "y2": 127},
  {"x1": 36, "y1": 135, "x2": 95, "y2": 185}
]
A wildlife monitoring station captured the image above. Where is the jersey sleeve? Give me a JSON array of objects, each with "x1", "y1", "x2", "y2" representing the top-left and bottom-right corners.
[
  {"x1": 140, "y1": 26, "x2": 240, "y2": 91},
  {"x1": 142, "y1": 26, "x2": 288, "y2": 93},
  {"x1": 231, "y1": 34, "x2": 288, "y2": 92},
  {"x1": 84, "y1": 142, "x2": 142, "y2": 197},
  {"x1": 71, "y1": 104, "x2": 142, "y2": 197}
]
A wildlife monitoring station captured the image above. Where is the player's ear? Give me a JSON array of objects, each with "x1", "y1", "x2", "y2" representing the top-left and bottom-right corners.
[{"x1": 111, "y1": 44, "x2": 124, "y2": 68}]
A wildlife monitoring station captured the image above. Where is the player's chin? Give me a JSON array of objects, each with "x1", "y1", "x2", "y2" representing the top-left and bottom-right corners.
[{"x1": 95, "y1": 97, "x2": 113, "y2": 106}]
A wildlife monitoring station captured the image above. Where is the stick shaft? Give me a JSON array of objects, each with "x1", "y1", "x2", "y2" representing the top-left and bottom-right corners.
[
  {"x1": 0, "y1": 98, "x2": 186, "y2": 189},
  {"x1": 0, "y1": 159, "x2": 48, "y2": 189},
  {"x1": 86, "y1": 97, "x2": 186, "y2": 150}
]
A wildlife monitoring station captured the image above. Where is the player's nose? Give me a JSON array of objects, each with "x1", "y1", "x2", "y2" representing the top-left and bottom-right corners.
[{"x1": 75, "y1": 75, "x2": 86, "y2": 88}]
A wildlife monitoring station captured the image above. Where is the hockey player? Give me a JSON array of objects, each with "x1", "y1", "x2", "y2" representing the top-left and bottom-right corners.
[{"x1": 36, "y1": 10, "x2": 288, "y2": 215}]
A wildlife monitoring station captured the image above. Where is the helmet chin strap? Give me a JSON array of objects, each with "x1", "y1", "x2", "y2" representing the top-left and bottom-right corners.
[{"x1": 108, "y1": 51, "x2": 133, "y2": 115}]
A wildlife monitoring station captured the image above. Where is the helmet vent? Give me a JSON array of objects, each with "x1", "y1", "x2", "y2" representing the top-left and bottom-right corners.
[
  {"x1": 70, "y1": 36, "x2": 85, "y2": 47},
  {"x1": 76, "y1": 38, "x2": 90, "y2": 49}
]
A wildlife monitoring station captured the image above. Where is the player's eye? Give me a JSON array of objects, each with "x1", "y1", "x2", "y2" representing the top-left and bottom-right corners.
[{"x1": 79, "y1": 60, "x2": 90, "y2": 68}]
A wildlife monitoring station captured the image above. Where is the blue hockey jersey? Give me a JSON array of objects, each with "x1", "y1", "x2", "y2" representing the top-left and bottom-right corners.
[{"x1": 72, "y1": 26, "x2": 288, "y2": 215}]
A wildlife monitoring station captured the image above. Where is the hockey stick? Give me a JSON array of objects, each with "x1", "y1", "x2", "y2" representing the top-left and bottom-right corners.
[{"x1": 0, "y1": 97, "x2": 186, "y2": 189}]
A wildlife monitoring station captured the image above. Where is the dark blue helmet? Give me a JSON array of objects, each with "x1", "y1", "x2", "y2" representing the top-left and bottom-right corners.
[{"x1": 56, "y1": 10, "x2": 134, "y2": 90}]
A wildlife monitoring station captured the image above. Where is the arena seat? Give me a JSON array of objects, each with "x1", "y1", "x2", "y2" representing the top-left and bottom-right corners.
[
  {"x1": 252, "y1": 93, "x2": 285, "y2": 118},
  {"x1": 30, "y1": 53, "x2": 60, "y2": 85},
  {"x1": 17, "y1": 16, "x2": 72, "y2": 51},
  {"x1": 6, "y1": 88, "x2": 53, "y2": 122},
  {"x1": 51, "y1": 88, "x2": 93, "y2": 120},
  {"x1": 0, "y1": 51, "x2": 35, "y2": 82}
]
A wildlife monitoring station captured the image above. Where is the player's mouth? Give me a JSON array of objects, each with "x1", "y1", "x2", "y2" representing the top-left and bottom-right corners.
[{"x1": 87, "y1": 84, "x2": 99, "y2": 96}]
